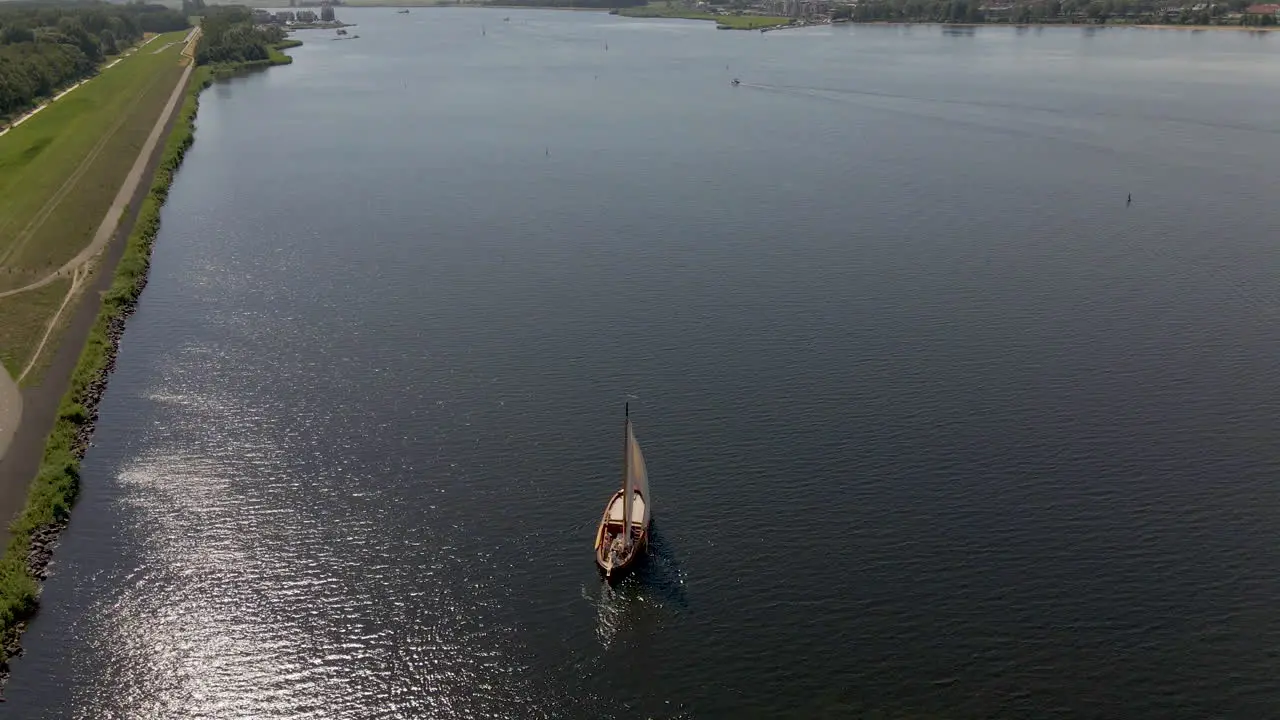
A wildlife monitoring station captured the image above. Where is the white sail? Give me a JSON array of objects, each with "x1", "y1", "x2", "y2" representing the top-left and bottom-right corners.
[
  {"x1": 627, "y1": 422, "x2": 650, "y2": 526},
  {"x1": 622, "y1": 420, "x2": 634, "y2": 548}
]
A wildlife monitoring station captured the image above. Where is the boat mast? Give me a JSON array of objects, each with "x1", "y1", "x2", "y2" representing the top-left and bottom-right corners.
[{"x1": 622, "y1": 402, "x2": 632, "y2": 549}]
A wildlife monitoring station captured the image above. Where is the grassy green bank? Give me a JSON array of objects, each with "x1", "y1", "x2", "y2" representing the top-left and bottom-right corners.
[
  {"x1": 0, "y1": 279, "x2": 73, "y2": 380},
  {"x1": 0, "y1": 39, "x2": 300, "y2": 685},
  {"x1": 616, "y1": 3, "x2": 793, "y2": 29}
]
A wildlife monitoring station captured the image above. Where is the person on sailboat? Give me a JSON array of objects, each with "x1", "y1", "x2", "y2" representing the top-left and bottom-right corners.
[{"x1": 609, "y1": 534, "x2": 624, "y2": 566}]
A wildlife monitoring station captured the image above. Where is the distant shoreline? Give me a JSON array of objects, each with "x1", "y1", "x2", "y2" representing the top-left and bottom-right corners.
[
  {"x1": 875, "y1": 20, "x2": 1274, "y2": 30},
  {"x1": 854, "y1": 20, "x2": 1279, "y2": 31},
  {"x1": 464, "y1": 4, "x2": 607, "y2": 9},
  {"x1": 336, "y1": 4, "x2": 1280, "y2": 30},
  {"x1": 288, "y1": 21, "x2": 358, "y2": 28},
  {"x1": 342, "y1": 2, "x2": 608, "y2": 9}
]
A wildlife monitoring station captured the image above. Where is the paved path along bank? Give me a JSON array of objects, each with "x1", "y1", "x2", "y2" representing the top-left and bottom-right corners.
[{"x1": 0, "y1": 370, "x2": 17, "y2": 465}]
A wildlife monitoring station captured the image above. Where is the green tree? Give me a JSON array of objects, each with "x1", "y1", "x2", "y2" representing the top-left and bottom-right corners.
[
  {"x1": 57, "y1": 16, "x2": 102, "y2": 62},
  {"x1": 0, "y1": 26, "x2": 34, "y2": 44},
  {"x1": 99, "y1": 28, "x2": 117, "y2": 55},
  {"x1": 196, "y1": 6, "x2": 292, "y2": 65}
]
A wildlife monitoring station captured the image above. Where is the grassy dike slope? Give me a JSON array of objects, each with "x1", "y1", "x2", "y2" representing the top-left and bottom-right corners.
[
  {"x1": 0, "y1": 36, "x2": 189, "y2": 384},
  {"x1": 0, "y1": 40, "x2": 299, "y2": 684},
  {"x1": 0, "y1": 34, "x2": 189, "y2": 281}
]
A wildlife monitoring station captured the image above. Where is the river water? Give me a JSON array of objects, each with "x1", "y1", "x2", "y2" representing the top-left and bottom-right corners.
[{"x1": 6, "y1": 9, "x2": 1280, "y2": 718}]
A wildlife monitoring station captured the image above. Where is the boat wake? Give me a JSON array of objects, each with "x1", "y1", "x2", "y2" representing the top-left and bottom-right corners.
[
  {"x1": 587, "y1": 522, "x2": 687, "y2": 649},
  {"x1": 639, "y1": 522, "x2": 688, "y2": 607},
  {"x1": 735, "y1": 80, "x2": 1280, "y2": 137}
]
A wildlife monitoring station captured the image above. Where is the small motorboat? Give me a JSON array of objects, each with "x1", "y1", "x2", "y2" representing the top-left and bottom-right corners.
[
  {"x1": 731, "y1": 78, "x2": 740, "y2": 86},
  {"x1": 593, "y1": 404, "x2": 651, "y2": 580}
]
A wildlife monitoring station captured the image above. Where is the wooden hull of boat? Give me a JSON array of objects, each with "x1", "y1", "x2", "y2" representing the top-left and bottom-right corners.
[
  {"x1": 595, "y1": 530, "x2": 647, "y2": 580},
  {"x1": 593, "y1": 489, "x2": 649, "y2": 581}
]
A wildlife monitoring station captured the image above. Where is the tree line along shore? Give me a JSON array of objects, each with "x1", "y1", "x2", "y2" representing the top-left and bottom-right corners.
[
  {"x1": 826, "y1": 0, "x2": 1279, "y2": 25},
  {"x1": 288, "y1": 0, "x2": 1279, "y2": 27},
  {"x1": 616, "y1": 0, "x2": 1276, "y2": 27},
  {"x1": 0, "y1": 2, "x2": 301, "y2": 692},
  {"x1": 0, "y1": 3, "x2": 188, "y2": 123},
  {"x1": 230, "y1": 0, "x2": 1280, "y2": 27}
]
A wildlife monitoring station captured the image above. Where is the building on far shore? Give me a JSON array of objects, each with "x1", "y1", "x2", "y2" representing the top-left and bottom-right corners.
[
  {"x1": 256, "y1": 8, "x2": 342, "y2": 25},
  {"x1": 1245, "y1": 2, "x2": 1280, "y2": 16},
  {"x1": 979, "y1": 2, "x2": 1015, "y2": 20}
]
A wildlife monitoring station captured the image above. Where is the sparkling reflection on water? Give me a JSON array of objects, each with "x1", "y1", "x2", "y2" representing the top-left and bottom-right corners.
[{"x1": 94, "y1": 388, "x2": 569, "y2": 719}]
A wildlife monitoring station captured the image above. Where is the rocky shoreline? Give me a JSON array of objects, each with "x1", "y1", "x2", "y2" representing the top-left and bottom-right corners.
[{"x1": 0, "y1": 280, "x2": 136, "y2": 694}]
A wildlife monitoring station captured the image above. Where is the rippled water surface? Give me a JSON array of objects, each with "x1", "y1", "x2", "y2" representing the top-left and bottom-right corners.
[{"x1": 7, "y1": 10, "x2": 1280, "y2": 718}]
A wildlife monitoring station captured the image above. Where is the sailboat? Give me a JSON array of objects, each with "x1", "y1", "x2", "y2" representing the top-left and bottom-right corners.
[{"x1": 593, "y1": 404, "x2": 651, "y2": 579}]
